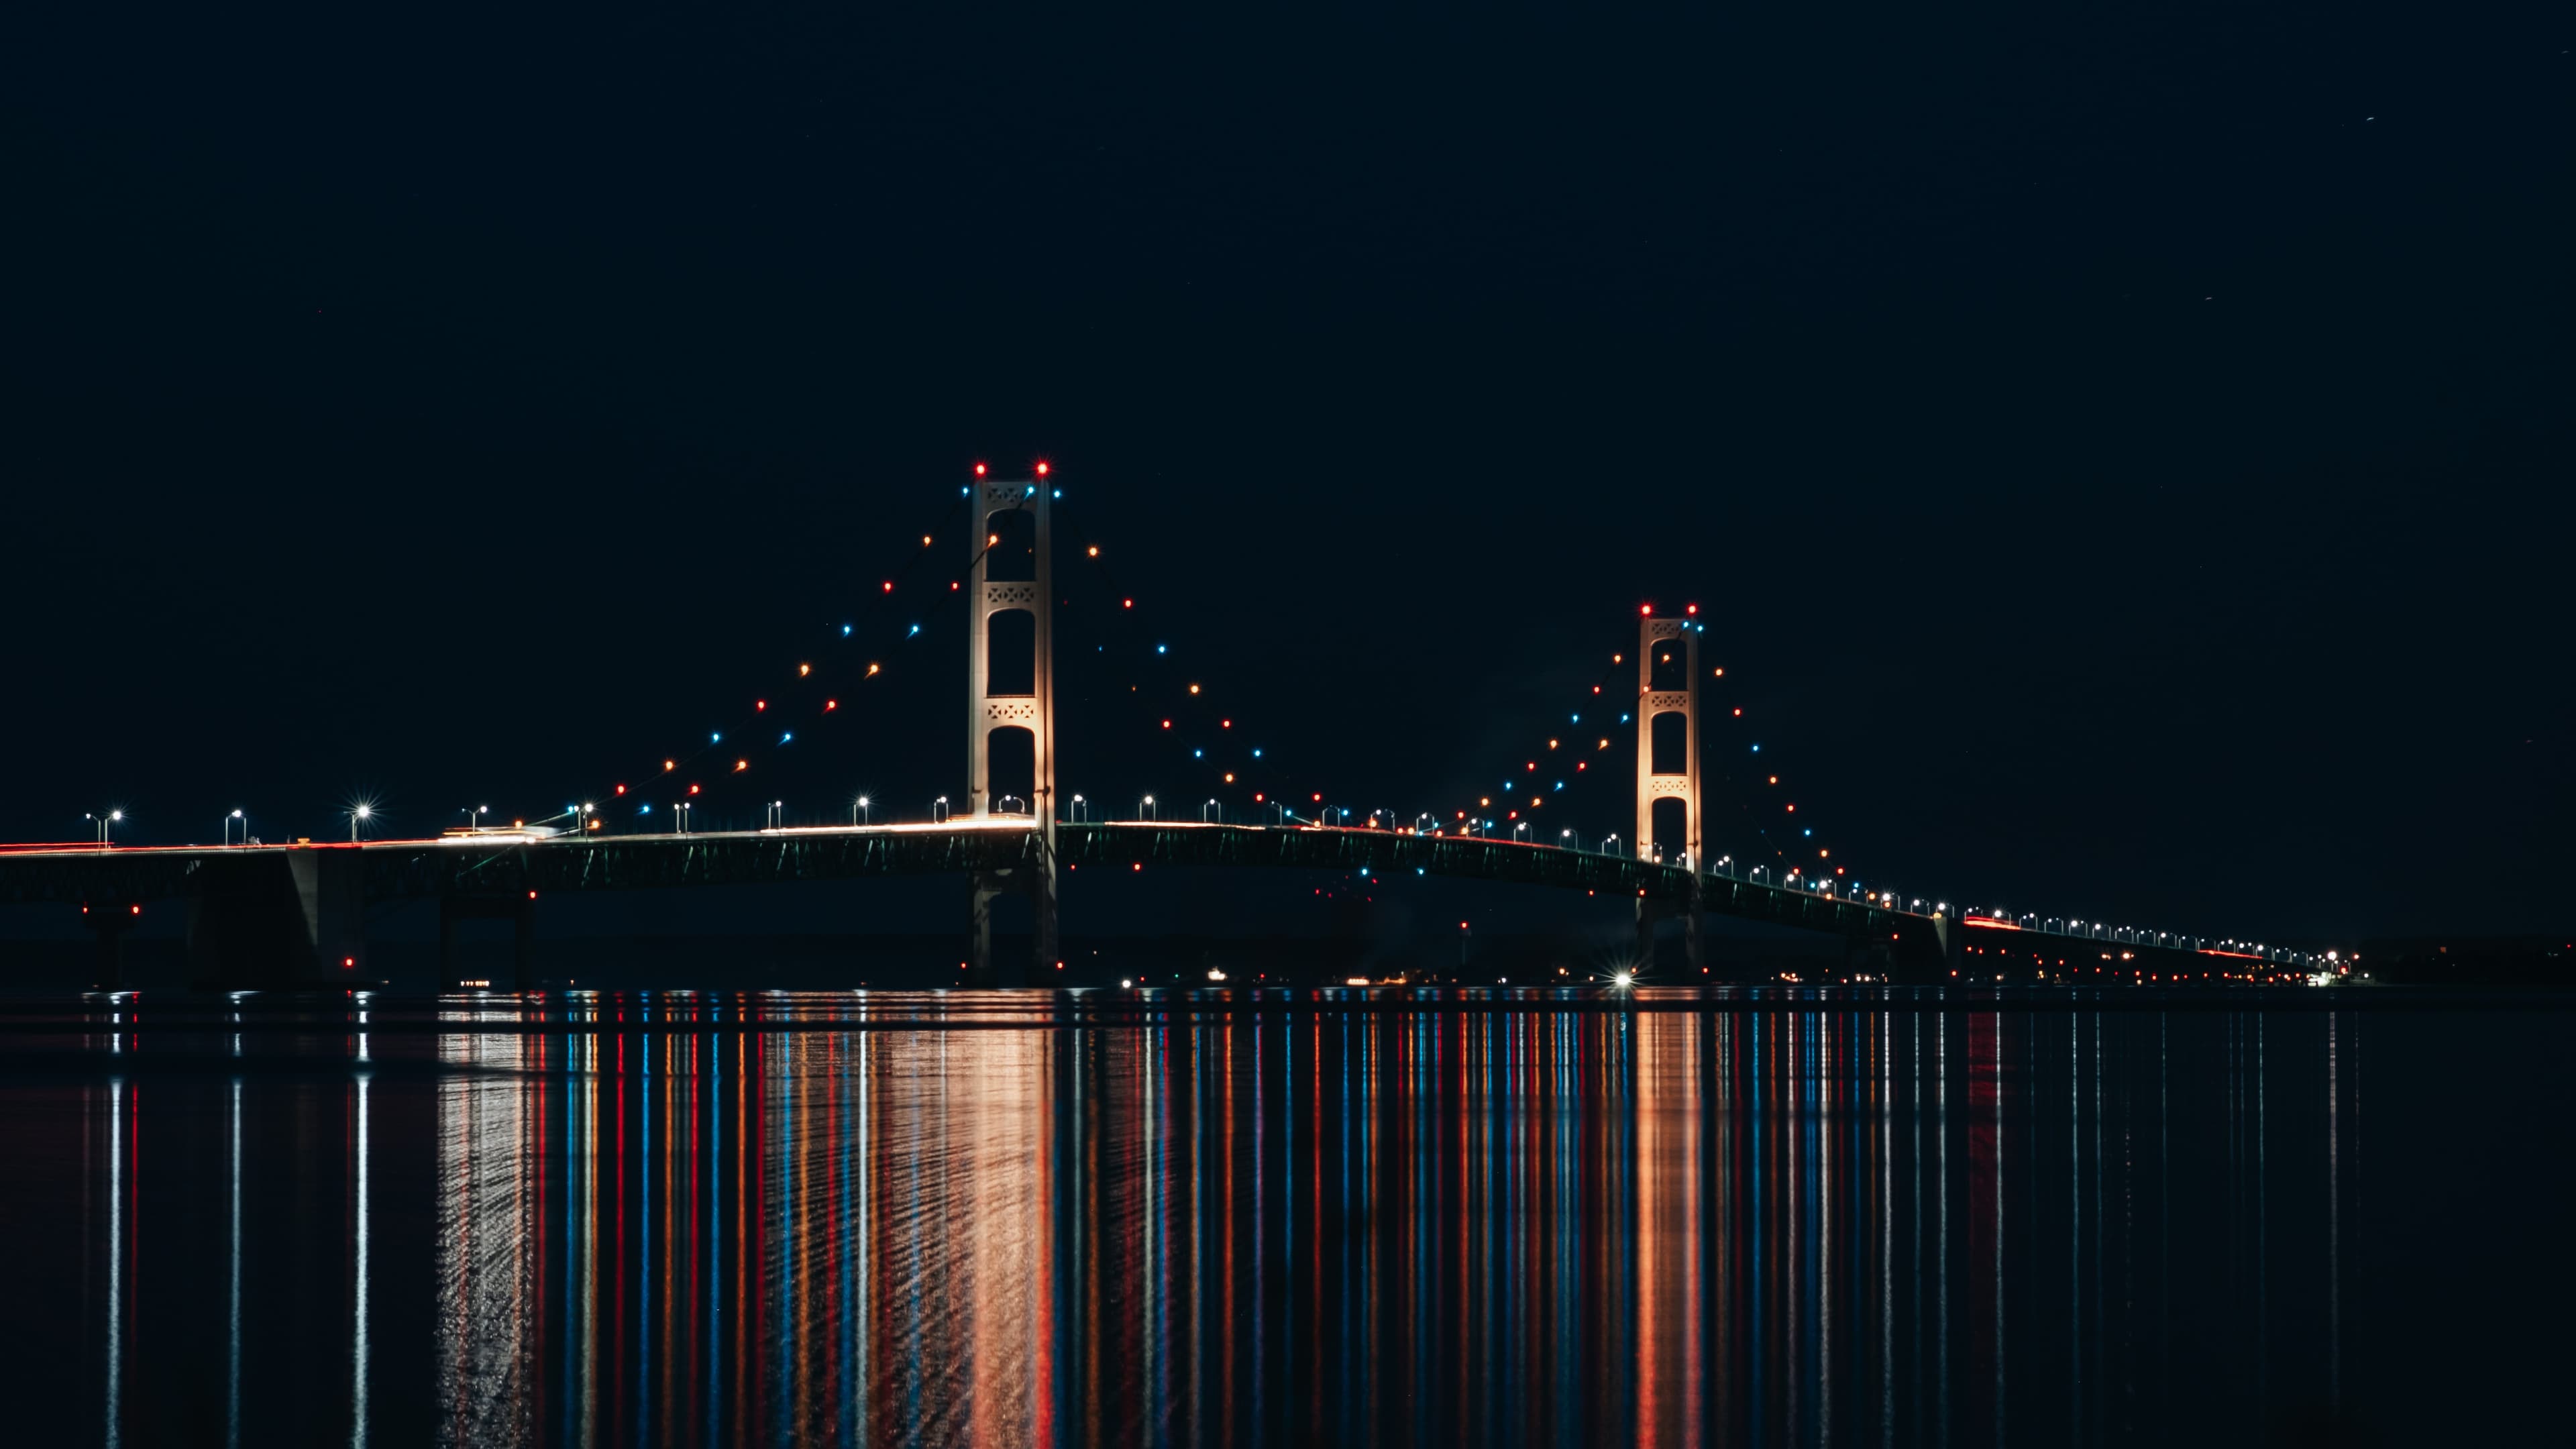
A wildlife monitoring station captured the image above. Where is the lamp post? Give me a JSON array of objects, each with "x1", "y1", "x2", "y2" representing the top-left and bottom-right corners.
[
  {"x1": 931, "y1": 796, "x2": 949, "y2": 824},
  {"x1": 87, "y1": 810, "x2": 123, "y2": 846},
  {"x1": 225, "y1": 809, "x2": 245, "y2": 847},
  {"x1": 853, "y1": 796, "x2": 872, "y2": 826},
  {"x1": 1138, "y1": 794, "x2": 1156, "y2": 822},
  {"x1": 1201, "y1": 798, "x2": 1220, "y2": 824},
  {"x1": 349, "y1": 804, "x2": 371, "y2": 842}
]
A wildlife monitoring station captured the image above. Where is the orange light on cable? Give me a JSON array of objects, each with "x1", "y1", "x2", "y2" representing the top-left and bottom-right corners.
[
  {"x1": 798, "y1": 663, "x2": 811, "y2": 677},
  {"x1": 664, "y1": 759, "x2": 676, "y2": 772},
  {"x1": 735, "y1": 759, "x2": 749, "y2": 772},
  {"x1": 1188, "y1": 684, "x2": 1200, "y2": 694},
  {"x1": 1224, "y1": 773, "x2": 1235, "y2": 784},
  {"x1": 1713, "y1": 667, "x2": 1724, "y2": 678},
  {"x1": 1087, "y1": 545, "x2": 1099, "y2": 557},
  {"x1": 866, "y1": 663, "x2": 880, "y2": 676},
  {"x1": 688, "y1": 784, "x2": 700, "y2": 795}
]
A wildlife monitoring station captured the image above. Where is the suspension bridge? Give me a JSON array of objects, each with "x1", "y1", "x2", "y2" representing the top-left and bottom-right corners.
[{"x1": 1, "y1": 472, "x2": 2326, "y2": 990}]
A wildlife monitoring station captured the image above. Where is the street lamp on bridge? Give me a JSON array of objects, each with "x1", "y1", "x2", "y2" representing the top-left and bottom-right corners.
[
  {"x1": 349, "y1": 804, "x2": 371, "y2": 842},
  {"x1": 224, "y1": 809, "x2": 245, "y2": 847},
  {"x1": 931, "y1": 796, "x2": 949, "y2": 824},
  {"x1": 1138, "y1": 794, "x2": 1156, "y2": 822},
  {"x1": 853, "y1": 796, "x2": 872, "y2": 826},
  {"x1": 85, "y1": 810, "x2": 123, "y2": 846}
]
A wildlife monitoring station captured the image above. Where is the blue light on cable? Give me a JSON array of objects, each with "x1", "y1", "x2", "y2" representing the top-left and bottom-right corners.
[
  {"x1": 1252, "y1": 749, "x2": 1263, "y2": 758},
  {"x1": 1156, "y1": 644, "x2": 1167, "y2": 654},
  {"x1": 841, "y1": 623, "x2": 853, "y2": 637},
  {"x1": 711, "y1": 732, "x2": 722, "y2": 744},
  {"x1": 1752, "y1": 743, "x2": 1761, "y2": 752},
  {"x1": 908, "y1": 624, "x2": 920, "y2": 636},
  {"x1": 639, "y1": 804, "x2": 653, "y2": 814},
  {"x1": 780, "y1": 732, "x2": 794, "y2": 744}
]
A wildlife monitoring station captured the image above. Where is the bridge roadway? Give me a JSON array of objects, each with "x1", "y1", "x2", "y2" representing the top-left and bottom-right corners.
[{"x1": 0, "y1": 820, "x2": 1923, "y2": 944}]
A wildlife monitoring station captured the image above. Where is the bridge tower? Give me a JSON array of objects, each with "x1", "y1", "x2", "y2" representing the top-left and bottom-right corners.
[
  {"x1": 964, "y1": 474, "x2": 1059, "y2": 981},
  {"x1": 1633, "y1": 610, "x2": 1705, "y2": 973}
]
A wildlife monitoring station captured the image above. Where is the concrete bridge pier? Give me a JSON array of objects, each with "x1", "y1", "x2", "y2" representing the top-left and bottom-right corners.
[
  {"x1": 186, "y1": 848, "x2": 370, "y2": 987},
  {"x1": 81, "y1": 900, "x2": 141, "y2": 991},
  {"x1": 967, "y1": 862, "x2": 1055, "y2": 987},
  {"x1": 1635, "y1": 888, "x2": 1705, "y2": 976},
  {"x1": 439, "y1": 892, "x2": 537, "y2": 992}
]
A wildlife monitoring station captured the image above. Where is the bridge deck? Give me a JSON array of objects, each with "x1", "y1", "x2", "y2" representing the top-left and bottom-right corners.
[{"x1": 0, "y1": 821, "x2": 1921, "y2": 941}]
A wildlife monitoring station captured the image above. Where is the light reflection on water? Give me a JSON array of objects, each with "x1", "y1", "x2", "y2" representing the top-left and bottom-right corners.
[{"x1": 0, "y1": 988, "x2": 2565, "y2": 1446}]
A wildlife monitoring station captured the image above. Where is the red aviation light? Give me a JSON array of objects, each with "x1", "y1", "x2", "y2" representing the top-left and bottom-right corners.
[
  {"x1": 1640, "y1": 603, "x2": 1653, "y2": 616},
  {"x1": 973, "y1": 463, "x2": 987, "y2": 476},
  {"x1": 1685, "y1": 603, "x2": 1698, "y2": 616},
  {"x1": 824, "y1": 699, "x2": 839, "y2": 711},
  {"x1": 1034, "y1": 461, "x2": 1051, "y2": 477}
]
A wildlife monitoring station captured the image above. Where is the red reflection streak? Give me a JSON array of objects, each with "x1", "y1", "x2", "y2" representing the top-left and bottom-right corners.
[
  {"x1": 735, "y1": 1032, "x2": 751, "y2": 1446},
  {"x1": 1310, "y1": 1016, "x2": 1324, "y2": 1441},
  {"x1": 684, "y1": 1037, "x2": 700, "y2": 1440},
  {"x1": 613, "y1": 1034, "x2": 627, "y2": 1449},
  {"x1": 661, "y1": 1039, "x2": 678, "y2": 1441},
  {"x1": 1221, "y1": 1028, "x2": 1236, "y2": 1441}
]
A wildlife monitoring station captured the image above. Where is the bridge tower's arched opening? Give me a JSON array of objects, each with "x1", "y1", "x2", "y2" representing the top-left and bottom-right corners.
[
  {"x1": 1633, "y1": 611, "x2": 1703, "y2": 973},
  {"x1": 965, "y1": 476, "x2": 1059, "y2": 981}
]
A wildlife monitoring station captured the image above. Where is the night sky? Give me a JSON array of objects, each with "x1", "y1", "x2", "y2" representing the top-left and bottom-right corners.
[{"x1": 5, "y1": 3, "x2": 2567, "y2": 944}]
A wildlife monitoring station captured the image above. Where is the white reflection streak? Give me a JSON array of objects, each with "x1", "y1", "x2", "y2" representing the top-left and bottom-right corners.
[
  {"x1": 230, "y1": 1077, "x2": 244, "y2": 1449},
  {"x1": 1884, "y1": 1011, "x2": 1895, "y2": 1446},
  {"x1": 1936, "y1": 1011, "x2": 1949, "y2": 1447},
  {"x1": 106, "y1": 1076, "x2": 123, "y2": 1449},
  {"x1": 2328, "y1": 1012, "x2": 2341, "y2": 1411},
  {"x1": 352, "y1": 1070, "x2": 371, "y2": 1449}
]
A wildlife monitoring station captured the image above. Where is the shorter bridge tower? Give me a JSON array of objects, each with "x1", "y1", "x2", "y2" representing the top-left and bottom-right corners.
[
  {"x1": 1633, "y1": 609, "x2": 1705, "y2": 973},
  {"x1": 965, "y1": 474, "x2": 1059, "y2": 981}
]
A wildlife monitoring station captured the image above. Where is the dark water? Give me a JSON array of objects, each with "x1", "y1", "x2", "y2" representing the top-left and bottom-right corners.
[{"x1": 1, "y1": 989, "x2": 2568, "y2": 1447}]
